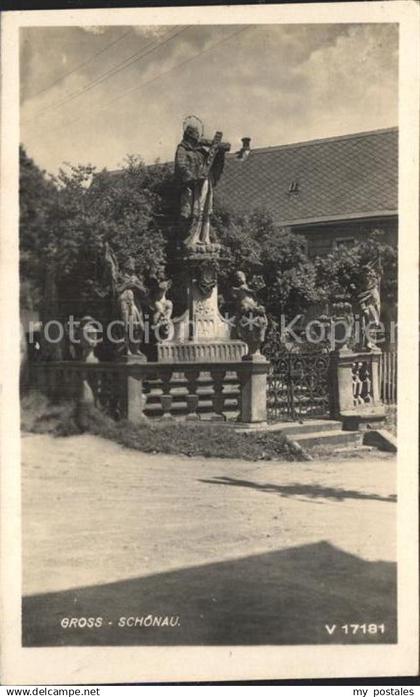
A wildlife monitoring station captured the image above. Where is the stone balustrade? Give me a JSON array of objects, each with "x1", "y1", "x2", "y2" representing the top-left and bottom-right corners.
[
  {"x1": 330, "y1": 347, "x2": 385, "y2": 429},
  {"x1": 32, "y1": 358, "x2": 270, "y2": 425}
]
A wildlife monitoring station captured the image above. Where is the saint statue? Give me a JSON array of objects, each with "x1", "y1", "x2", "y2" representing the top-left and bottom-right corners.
[
  {"x1": 174, "y1": 116, "x2": 230, "y2": 250},
  {"x1": 232, "y1": 271, "x2": 268, "y2": 358},
  {"x1": 358, "y1": 261, "x2": 381, "y2": 351},
  {"x1": 103, "y1": 243, "x2": 146, "y2": 357}
]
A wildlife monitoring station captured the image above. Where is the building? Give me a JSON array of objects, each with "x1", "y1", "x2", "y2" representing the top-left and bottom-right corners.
[{"x1": 216, "y1": 127, "x2": 398, "y2": 257}]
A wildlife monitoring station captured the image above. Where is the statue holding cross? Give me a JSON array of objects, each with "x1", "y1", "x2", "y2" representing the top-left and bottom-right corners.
[{"x1": 174, "y1": 115, "x2": 230, "y2": 251}]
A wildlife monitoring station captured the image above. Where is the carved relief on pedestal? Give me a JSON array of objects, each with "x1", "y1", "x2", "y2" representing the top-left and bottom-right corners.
[{"x1": 194, "y1": 297, "x2": 215, "y2": 319}]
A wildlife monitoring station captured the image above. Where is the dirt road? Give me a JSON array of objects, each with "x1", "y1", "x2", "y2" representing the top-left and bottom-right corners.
[{"x1": 22, "y1": 433, "x2": 397, "y2": 646}]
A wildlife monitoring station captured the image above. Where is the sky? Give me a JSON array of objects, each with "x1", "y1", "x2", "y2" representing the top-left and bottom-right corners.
[{"x1": 20, "y1": 23, "x2": 398, "y2": 174}]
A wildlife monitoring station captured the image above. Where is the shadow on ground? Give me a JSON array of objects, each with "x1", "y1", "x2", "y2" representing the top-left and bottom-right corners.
[
  {"x1": 22, "y1": 541, "x2": 396, "y2": 646},
  {"x1": 198, "y1": 476, "x2": 397, "y2": 503}
]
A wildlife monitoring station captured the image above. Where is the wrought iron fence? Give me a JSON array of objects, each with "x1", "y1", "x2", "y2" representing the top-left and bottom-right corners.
[{"x1": 267, "y1": 352, "x2": 331, "y2": 422}]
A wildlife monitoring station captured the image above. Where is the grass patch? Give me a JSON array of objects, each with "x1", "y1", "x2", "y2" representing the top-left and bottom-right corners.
[{"x1": 21, "y1": 392, "x2": 305, "y2": 462}]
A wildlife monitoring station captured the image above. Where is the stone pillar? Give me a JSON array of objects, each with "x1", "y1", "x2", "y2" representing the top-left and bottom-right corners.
[
  {"x1": 238, "y1": 357, "x2": 270, "y2": 424},
  {"x1": 181, "y1": 251, "x2": 230, "y2": 343},
  {"x1": 124, "y1": 355, "x2": 148, "y2": 425},
  {"x1": 76, "y1": 318, "x2": 100, "y2": 428},
  {"x1": 160, "y1": 248, "x2": 246, "y2": 362},
  {"x1": 330, "y1": 347, "x2": 385, "y2": 429},
  {"x1": 127, "y1": 374, "x2": 147, "y2": 425},
  {"x1": 330, "y1": 347, "x2": 355, "y2": 418}
]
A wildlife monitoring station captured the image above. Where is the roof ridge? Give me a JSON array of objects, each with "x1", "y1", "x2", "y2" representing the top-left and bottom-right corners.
[
  {"x1": 106, "y1": 126, "x2": 398, "y2": 173},
  {"x1": 226, "y1": 126, "x2": 398, "y2": 158}
]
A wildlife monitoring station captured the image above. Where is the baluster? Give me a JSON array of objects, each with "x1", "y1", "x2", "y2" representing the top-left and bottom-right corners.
[
  {"x1": 379, "y1": 353, "x2": 383, "y2": 402},
  {"x1": 66, "y1": 368, "x2": 73, "y2": 401},
  {"x1": 86, "y1": 367, "x2": 96, "y2": 405},
  {"x1": 97, "y1": 370, "x2": 105, "y2": 411},
  {"x1": 160, "y1": 368, "x2": 173, "y2": 419},
  {"x1": 80, "y1": 366, "x2": 93, "y2": 403},
  {"x1": 48, "y1": 366, "x2": 56, "y2": 400},
  {"x1": 352, "y1": 361, "x2": 364, "y2": 405},
  {"x1": 236, "y1": 368, "x2": 247, "y2": 422},
  {"x1": 210, "y1": 368, "x2": 226, "y2": 421},
  {"x1": 112, "y1": 370, "x2": 123, "y2": 419},
  {"x1": 185, "y1": 368, "x2": 200, "y2": 420},
  {"x1": 65, "y1": 368, "x2": 71, "y2": 399},
  {"x1": 361, "y1": 360, "x2": 372, "y2": 403},
  {"x1": 393, "y1": 352, "x2": 397, "y2": 403},
  {"x1": 287, "y1": 356, "x2": 296, "y2": 420},
  {"x1": 63, "y1": 368, "x2": 71, "y2": 399},
  {"x1": 56, "y1": 368, "x2": 63, "y2": 401}
]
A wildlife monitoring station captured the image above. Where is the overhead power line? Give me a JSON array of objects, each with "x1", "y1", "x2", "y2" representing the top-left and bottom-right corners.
[
  {"x1": 24, "y1": 26, "x2": 189, "y2": 125},
  {"x1": 28, "y1": 26, "x2": 251, "y2": 139},
  {"x1": 104, "y1": 26, "x2": 250, "y2": 109},
  {"x1": 28, "y1": 28, "x2": 132, "y2": 101}
]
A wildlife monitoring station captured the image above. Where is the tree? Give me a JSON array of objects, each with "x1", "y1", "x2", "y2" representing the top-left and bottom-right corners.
[
  {"x1": 258, "y1": 224, "x2": 320, "y2": 321},
  {"x1": 19, "y1": 150, "x2": 177, "y2": 328},
  {"x1": 19, "y1": 146, "x2": 58, "y2": 312},
  {"x1": 314, "y1": 230, "x2": 397, "y2": 313},
  {"x1": 213, "y1": 206, "x2": 321, "y2": 323},
  {"x1": 20, "y1": 148, "x2": 397, "y2": 358}
]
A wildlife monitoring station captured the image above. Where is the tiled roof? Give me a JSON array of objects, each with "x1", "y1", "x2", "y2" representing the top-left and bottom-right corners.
[{"x1": 216, "y1": 127, "x2": 398, "y2": 225}]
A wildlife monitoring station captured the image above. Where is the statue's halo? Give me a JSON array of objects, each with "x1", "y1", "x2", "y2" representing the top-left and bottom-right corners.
[{"x1": 182, "y1": 114, "x2": 204, "y2": 137}]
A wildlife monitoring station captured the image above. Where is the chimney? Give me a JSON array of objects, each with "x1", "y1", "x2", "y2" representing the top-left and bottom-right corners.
[{"x1": 237, "y1": 137, "x2": 251, "y2": 160}]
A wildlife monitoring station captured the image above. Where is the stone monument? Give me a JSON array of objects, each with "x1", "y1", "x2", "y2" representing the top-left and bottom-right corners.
[
  {"x1": 232, "y1": 271, "x2": 268, "y2": 360},
  {"x1": 357, "y1": 261, "x2": 382, "y2": 351},
  {"x1": 156, "y1": 116, "x2": 247, "y2": 362},
  {"x1": 103, "y1": 242, "x2": 147, "y2": 360}
]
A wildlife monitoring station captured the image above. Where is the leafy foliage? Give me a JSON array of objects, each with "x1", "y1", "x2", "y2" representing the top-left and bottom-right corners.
[
  {"x1": 20, "y1": 149, "x2": 175, "y2": 323},
  {"x1": 19, "y1": 147, "x2": 58, "y2": 311},
  {"x1": 20, "y1": 148, "x2": 397, "y2": 350},
  {"x1": 314, "y1": 230, "x2": 397, "y2": 311}
]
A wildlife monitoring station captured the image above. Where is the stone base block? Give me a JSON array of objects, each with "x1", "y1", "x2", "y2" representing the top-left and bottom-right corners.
[
  {"x1": 341, "y1": 407, "x2": 386, "y2": 431},
  {"x1": 157, "y1": 340, "x2": 247, "y2": 362},
  {"x1": 363, "y1": 429, "x2": 397, "y2": 452}
]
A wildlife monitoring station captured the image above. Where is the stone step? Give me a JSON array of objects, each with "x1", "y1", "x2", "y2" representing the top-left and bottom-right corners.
[
  {"x1": 333, "y1": 444, "x2": 373, "y2": 455},
  {"x1": 278, "y1": 419, "x2": 343, "y2": 436},
  {"x1": 292, "y1": 429, "x2": 363, "y2": 449}
]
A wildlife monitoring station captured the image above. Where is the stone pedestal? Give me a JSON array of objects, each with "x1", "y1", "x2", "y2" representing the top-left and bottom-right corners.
[
  {"x1": 331, "y1": 347, "x2": 355, "y2": 415},
  {"x1": 331, "y1": 346, "x2": 385, "y2": 429},
  {"x1": 122, "y1": 354, "x2": 148, "y2": 425},
  {"x1": 160, "y1": 249, "x2": 246, "y2": 362},
  {"x1": 238, "y1": 357, "x2": 270, "y2": 423}
]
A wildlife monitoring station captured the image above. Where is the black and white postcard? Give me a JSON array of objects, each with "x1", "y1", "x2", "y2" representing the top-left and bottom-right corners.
[{"x1": 0, "y1": 1, "x2": 418, "y2": 684}]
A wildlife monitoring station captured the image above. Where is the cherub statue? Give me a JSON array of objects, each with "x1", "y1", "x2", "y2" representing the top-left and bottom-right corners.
[
  {"x1": 232, "y1": 271, "x2": 268, "y2": 358},
  {"x1": 150, "y1": 277, "x2": 173, "y2": 341}
]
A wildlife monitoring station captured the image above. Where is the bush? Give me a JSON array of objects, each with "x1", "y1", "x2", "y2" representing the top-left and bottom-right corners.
[{"x1": 20, "y1": 392, "x2": 306, "y2": 462}]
